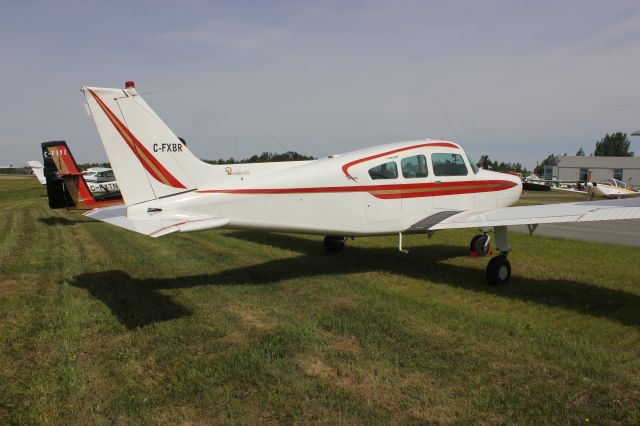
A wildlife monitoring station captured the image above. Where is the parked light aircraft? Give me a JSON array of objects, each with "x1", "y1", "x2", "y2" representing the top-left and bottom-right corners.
[
  {"x1": 587, "y1": 178, "x2": 640, "y2": 199},
  {"x1": 544, "y1": 170, "x2": 640, "y2": 200},
  {"x1": 80, "y1": 82, "x2": 640, "y2": 285},
  {"x1": 41, "y1": 140, "x2": 123, "y2": 210}
]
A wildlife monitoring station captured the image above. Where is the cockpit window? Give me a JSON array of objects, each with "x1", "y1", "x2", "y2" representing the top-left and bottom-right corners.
[
  {"x1": 368, "y1": 161, "x2": 398, "y2": 180},
  {"x1": 401, "y1": 155, "x2": 428, "y2": 178},
  {"x1": 431, "y1": 153, "x2": 468, "y2": 176},
  {"x1": 466, "y1": 152, "x2": 479, "y2": 174}
]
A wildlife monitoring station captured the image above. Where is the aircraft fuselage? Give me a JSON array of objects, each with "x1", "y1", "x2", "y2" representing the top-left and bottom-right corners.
[{"x1": 126, "y1": 140, "x2": 522, "y2": 236}]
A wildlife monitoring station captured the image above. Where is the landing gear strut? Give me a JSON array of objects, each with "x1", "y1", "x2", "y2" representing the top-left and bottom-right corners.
[
  {"x1": 485, "y1": 226, "x2": 512, "y2": 285},
  {"x1": 323, "y1": 236, "x2": 346, "y2": 253}
]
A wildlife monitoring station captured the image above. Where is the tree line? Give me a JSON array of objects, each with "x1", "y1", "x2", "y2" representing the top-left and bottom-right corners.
[
  {"x1": 203, "y1": 151, "x2": 315, "y2": 164},
  {"x1": 476, "y1": 155, "x2": 529, "y2": 175},
  {"x1": 74, "y1": 151, "x2": 315, "y2": 170}
]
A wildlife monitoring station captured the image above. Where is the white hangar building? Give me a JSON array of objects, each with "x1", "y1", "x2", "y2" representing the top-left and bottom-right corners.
[{"x1": 544, "y1": 156, "x2": 640, "y2": 186}]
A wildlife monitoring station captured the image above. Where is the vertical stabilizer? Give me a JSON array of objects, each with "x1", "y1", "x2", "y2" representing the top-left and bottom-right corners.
[{"x1": 82, "y1": 84, "x2": 205, "y2": 206}]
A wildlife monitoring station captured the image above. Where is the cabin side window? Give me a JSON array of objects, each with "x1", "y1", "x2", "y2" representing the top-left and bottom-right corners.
[
  {"x1": 368, "y1": 161, "x2": 398, "y2": 180},
  {"x1": 613, "y1": 169, "x2": 623, "y2": 181},
  {"x1": 579, "y1": 168, "x2": 589, "y2": 182},
  {"x1": 431, "y1": 153, "x2": 468, "y2": 176},
  {"x1": 400, "y1": 155, "x2": 428, "y2": 178},
  {"x1": 97, "y1": 170, "x2": 114, "y2": 178}
]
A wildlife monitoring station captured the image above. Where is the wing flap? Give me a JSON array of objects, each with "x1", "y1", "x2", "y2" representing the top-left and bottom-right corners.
[
  {"x1": 418, "y1": 198, "x2": 640, "y2": 230},
  {"x1": 84, "y1": 206, "x2": 229, "y2": 237}
]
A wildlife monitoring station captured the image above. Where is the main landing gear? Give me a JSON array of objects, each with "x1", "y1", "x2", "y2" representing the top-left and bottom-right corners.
[
  {"x1": 323, "y1": 236, "x2": 346, "y2": 253},
  {"x1": 486, "y1": 254, "x2": 511, "y2": 285},
  {"x1": 470, "y1": 226, "x2": 512, "y2": 285}
]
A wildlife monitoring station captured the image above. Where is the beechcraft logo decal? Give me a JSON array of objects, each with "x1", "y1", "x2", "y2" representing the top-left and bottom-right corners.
[
  {"x1": 87, "y1": 89, "x2": 186, "y2": 189},
  {"x1": 225, "y1": 167, "x2": 249, "y2": 176}
]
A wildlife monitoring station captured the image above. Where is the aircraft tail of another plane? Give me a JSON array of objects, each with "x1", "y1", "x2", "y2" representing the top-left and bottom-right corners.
[
  {"x1": 41, "y1": 141, "x2": 122, "y2": 210},
  {"x1": 27, "y1": 160, "x2": 46, "y2": 185}
]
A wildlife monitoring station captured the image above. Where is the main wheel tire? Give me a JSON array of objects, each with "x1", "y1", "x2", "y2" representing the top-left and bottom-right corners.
[
  {"x1": 470, "y1": 234, "x2": 490, "y2": 257},
  {"x1": 486, "y1": 255, "x2": 511, "y2": 285},
  {"x1": 323, "y1": 236, "x2": 345, "y2": 253}
]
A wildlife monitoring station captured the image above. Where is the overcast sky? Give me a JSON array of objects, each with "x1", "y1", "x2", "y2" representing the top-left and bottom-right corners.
[{"x1": 1, "y1": 0, "x2": 639, "y2": 169}]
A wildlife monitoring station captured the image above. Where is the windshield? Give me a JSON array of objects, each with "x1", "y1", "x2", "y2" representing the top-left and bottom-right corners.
[
  {"x1": 466, "y1": 152, "x2": 479, "y2": 174},
  {"x1": 613, "y1": 179, "x2": 626, "y2": 188}
]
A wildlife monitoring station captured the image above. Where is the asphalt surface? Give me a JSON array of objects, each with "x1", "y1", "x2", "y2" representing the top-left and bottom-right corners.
[{"x1": 511, "y1": 192, "x2": 640, "y2": 247}]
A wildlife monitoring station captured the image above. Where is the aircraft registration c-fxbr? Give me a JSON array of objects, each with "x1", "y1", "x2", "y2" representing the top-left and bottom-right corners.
[{"x1": 80, "y1": 82, "x2": 640, "y2": 285}]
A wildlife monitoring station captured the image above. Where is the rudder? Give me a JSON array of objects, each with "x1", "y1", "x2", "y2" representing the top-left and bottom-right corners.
[{"x1": 82, "y1": 84, "x2": 206, "y2": 206}]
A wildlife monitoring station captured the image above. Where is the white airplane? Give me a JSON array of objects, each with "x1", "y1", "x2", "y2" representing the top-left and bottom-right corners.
[
  {"x1": 587, "y1": 178, "x2": 640, "y2": 199},
  {"x1": 27, "y1": 160, "x2": 46, "y2": 185},
  {"x1": 82, "y1": 167, "x2": 120, "y2": 194},
  {"x1": 80, "y1": 82, "x2": 640, "y2": 285}
]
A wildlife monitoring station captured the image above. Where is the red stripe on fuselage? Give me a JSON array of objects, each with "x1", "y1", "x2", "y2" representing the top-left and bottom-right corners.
[
  {"x1": 341, "y1": 142, "x2": 459, "y2": 179},
  {"x1": 87, "y1": 89, "x2": 186, "y2": 189},
  {"x1": 197, "y1": 179, "x2": 517, "y2": 199}
]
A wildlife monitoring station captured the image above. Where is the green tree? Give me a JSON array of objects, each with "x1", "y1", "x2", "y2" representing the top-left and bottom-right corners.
[
  {"x1": 477, "y1": 154, "x2": 491, "y2": 169},
  {"x1": 533, "y1": 154, "x2": 558, "y2": 176},
  {"x1": 203, "y1": 151, "x2": 315, "y2": 165},
  {"x1": 476, "y1": 155, "x2": 528, "y2": 174},
  {"x1": 594, "y1": 132, "x2": 634, "y2": 156},
  {"x1": 576, "y1": 147, "x2": 585, "y2": 156},
  {"x1": 78, "y1": 162, "x2": 111, "y2": 170}
]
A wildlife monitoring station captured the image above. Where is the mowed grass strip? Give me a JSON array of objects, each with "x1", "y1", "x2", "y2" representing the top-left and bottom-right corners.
[{"x1": 1, "y1": 178, "x2": 639, "y2": 424}]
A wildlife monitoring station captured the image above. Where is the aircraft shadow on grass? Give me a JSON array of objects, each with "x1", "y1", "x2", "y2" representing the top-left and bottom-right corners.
[
  {"x1": 39, "y1": 216, "x2": 88, "y2": 226},
  {"x1": 71, "y1": 231, "x2": 640, "y2": 329}
]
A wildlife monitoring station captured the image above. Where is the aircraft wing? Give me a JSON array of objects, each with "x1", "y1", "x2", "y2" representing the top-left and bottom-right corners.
[
  {"x1": 550, "y1": 187, "x2": 587, "y2": 195},
  {"x1": 410, "y1": 198, "x2": 640, "y2": 230},
  {"x1": 84, "y1": 205, "x2": 230, "y2": 237}
]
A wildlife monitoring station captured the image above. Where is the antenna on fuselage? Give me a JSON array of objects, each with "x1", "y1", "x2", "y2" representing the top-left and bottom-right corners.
[
  {"x1": 270, "y1": 134, "x2": 289, "y2": 152},
  {"x1": 437, "y1": 101, "x2": 462, "y2": 143}
]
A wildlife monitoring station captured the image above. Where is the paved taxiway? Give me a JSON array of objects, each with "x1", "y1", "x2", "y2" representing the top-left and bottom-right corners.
[{"x1": 511, "y1": 192, "x2": 640, "y2": 247}]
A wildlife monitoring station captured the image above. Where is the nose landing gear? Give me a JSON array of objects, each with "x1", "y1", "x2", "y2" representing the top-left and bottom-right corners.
[{"x1": 469, "y1": 233, "x2": 491, "y2": 257}]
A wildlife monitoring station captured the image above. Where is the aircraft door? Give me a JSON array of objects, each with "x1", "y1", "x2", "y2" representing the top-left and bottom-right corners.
[
  {"x1": 398, "y1": 154, "x2": 433, "y2": 228},
  {"x1": 362, "y1": 160, "x2": 402, "y2": 228}
]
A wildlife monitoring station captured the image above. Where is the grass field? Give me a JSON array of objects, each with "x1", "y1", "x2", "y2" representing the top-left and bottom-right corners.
[{"x1": 1, "y1": 176, "x2": 639, "y2": 424}]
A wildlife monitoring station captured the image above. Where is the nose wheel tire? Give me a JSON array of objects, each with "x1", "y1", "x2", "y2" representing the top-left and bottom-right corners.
[
  {"x1": 486, "y1": 255, "x2": 511, "y2": 285},
  {"x1": 470, "y1": 234, "x2": 490, "y2": 257},
  {"x1": 323, "y1": 236, "x2": 346, "y2": 253}
]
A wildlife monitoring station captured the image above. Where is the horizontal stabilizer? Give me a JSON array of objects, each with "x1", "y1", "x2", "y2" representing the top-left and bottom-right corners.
[
  {"x1": 84, "y1": 206, "x2": 230, "y2": 237},
  {"x1": 416, "y1": 198, "x2": 640, "y2": 230}
]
